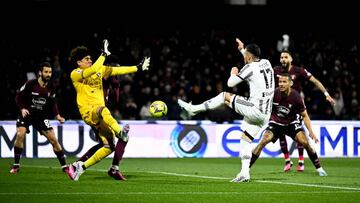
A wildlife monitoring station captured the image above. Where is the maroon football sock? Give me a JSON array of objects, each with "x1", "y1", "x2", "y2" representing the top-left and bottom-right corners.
[
  {"x1": 78, "y1": 143, "x2": 103, "y2": 162},
  {"x1": 297, "y1": 144, "x2": 304, "y2": 161},
  {"x1": 112, "y1": 139, "x2": 127, "y2": 166},
  {"x1": 14, "y1": 147, "x2": 23, "y2": 165},
  {"x1": 279, "y1": 136, "x2": 290, "y2": 159},
  {"x1": 308, "y1": 151, "x2": 321, "y2": 169},
  {"x1": 54, "y1": 150, "x2": 66, "y2": 166}
]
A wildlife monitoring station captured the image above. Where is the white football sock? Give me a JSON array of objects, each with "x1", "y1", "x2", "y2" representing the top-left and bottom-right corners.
[
  {"x1": 191, "y1": 92, "x2": 225, "y2": 113},
  {"x1": 240, "y1": 139, "x2": 253, "y2": 175}
]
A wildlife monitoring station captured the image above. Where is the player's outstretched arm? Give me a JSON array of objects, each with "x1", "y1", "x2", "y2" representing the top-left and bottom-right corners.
[
  {"x1": 109, "y1": 57, "x2": 150, "y2": 76},
  {"x1": 236, "y1": 38, "x2": 245, "y2": 56},
  {"x1": 309, "y1": 76, "x2": 336, "y2": 105}
]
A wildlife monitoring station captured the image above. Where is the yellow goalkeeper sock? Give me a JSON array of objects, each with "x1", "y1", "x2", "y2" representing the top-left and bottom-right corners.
[
  {"x1": 101, "y1": 107, "x2": 121, "y2": 135},
  {"x1": 84, "y1": 147, "x2": 112, "y2": 168}
]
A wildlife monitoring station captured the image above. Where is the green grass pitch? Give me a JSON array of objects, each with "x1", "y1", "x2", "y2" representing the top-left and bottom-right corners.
[{"x1": 1, "y1": 157, "x2": 360, "y2": 202}]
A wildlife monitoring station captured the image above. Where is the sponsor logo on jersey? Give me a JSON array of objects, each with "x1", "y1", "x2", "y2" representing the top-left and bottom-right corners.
[{"x1": 32, "y1": 97, "x2": 46, "y2": 105}]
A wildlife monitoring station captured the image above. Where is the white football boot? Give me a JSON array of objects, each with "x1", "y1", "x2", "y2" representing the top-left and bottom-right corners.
[
  {"x1": 230, "y1": 172, "x2": 250, "y2": 183},
  {"x1": 72, "y1": 161, "x2": 85, "y2": 181},
  {"x1": 177, "y1": 99, "x2": 196, "y2": 116},
  {"x1": 317, "y1": 167, "x2": 328, "y2": 177}
]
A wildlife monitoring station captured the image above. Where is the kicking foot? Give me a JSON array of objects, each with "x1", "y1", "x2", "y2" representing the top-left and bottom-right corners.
[{"x1": 177, "y1": 99, "x2": 196, "y2": 117}]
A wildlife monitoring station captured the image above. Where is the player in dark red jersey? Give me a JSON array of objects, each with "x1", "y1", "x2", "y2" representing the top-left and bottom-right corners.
[
  {"x1": 10, "y1": 62, "x2": 73, "y2": 178},
  {"x1": 274, "y1": 51, "x2": 335, "y2": 172},
  {"x1": 249, "y1": 74, "x2": 327, "y2": 177}
]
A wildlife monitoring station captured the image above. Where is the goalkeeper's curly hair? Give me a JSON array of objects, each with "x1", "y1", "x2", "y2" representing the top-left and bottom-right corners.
[{"x1": 69, "y1": 46, "x2": 90, "y2": 68}]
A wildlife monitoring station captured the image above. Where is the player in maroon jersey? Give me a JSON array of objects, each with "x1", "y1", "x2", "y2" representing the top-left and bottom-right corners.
[
  {"x1": 273, "y1": 50, "x2": 335, "y2": 172},
  {"x1": 249, "y1": 73, "x2": 327, "y2": 177},
  {"x1": 10, "y1": 62, "x2": 73, "y2": 179}
]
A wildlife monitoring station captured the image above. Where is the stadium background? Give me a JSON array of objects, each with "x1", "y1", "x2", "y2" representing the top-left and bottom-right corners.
[{"x1": 1, "y1": 0, "x2": 359, "y2": 122}]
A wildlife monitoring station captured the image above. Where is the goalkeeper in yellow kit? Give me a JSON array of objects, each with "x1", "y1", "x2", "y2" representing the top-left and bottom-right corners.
[{"x1": 68, "y1": 39, "x2": 150, "y2": 181}]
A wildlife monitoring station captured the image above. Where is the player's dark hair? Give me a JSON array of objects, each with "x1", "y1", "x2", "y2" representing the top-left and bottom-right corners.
[
  {"x1": 39, "y1": 62, "x2": 51, "y2": 72},
  {"x1": 279, "y1": 72, "x2": 292, "y2": 82},
  {"x1": 69, "y1": 46, "x2": 90, "y2": 68},
  {"x1": 281, "y1": 50, "x2": 293, "y2": 57},
  {"x1": 246, "y1": 43, "x2": 261, "y2": 59}
]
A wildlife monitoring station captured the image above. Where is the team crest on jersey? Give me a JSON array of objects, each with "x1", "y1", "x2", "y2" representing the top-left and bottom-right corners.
[{"x1": 276, "y1": 106, "x2": 290, "y2": 117}]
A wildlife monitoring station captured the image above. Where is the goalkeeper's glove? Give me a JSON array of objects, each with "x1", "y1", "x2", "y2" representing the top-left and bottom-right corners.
[
  {"x1": 137, "y1": 57, "x2": 150, "y2": 71},
  {"x1": 101, "y1": 39, "x2": 111, "y2": 56}
]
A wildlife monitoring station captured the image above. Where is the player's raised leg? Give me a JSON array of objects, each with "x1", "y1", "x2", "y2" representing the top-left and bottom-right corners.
[{"x1": 178, "y1": 92, "x2": 226, "y2": 116}]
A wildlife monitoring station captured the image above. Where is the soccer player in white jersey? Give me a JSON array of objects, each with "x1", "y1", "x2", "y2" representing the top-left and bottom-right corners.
[{"x1": 178, "y1": 38, "x2": 274, "y2": 182}]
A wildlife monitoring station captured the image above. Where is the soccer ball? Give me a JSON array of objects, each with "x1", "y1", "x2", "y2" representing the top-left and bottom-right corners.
[{"x1": 149, "y1": 100, "x2": 168, "y2": 118}]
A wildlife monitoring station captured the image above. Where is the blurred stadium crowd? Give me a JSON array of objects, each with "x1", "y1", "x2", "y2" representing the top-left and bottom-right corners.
[{"x1": 1, "y1": 2, "x2": 359, "y2": 122}]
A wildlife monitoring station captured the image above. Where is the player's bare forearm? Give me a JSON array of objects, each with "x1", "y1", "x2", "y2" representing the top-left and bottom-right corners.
[
  {"x1": 302, "y1": 114, "x2": 318, "y2": 143},
  {"x1": 310, "y1": 76, "x2": 327, "y2": 95},
  {"x1": 301, "y1": 110, "x2": 314, "y2": 135},
  {"x1": 310, "y1": 76, "x2": 336, "y2": 105}
]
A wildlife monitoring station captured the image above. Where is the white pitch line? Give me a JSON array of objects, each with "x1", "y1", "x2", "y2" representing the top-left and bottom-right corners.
[
  {"x1": 145, "y1": 171, "x2": 360, "y2": 191},
  {"x1": 144, "y1": 170, "x2": 228, "y2": 180},
  {"x1": 255, "y1": 180, "x2": 360, "y2": 191},
  {"x1": 17, "y1": 165, "x2": 360, "y2": 191}
]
